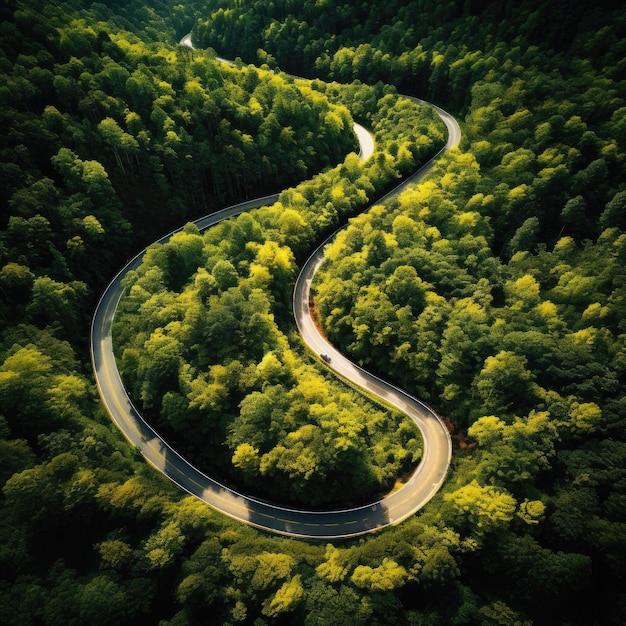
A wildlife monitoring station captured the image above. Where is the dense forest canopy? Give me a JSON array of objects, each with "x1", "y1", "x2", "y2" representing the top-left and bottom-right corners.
[
  {"x1": 1, "y1": 0, "x2": 625, "y2": 625},
  {"x1": 112, "y1": 80, "x2": 444, "y2": 507}
]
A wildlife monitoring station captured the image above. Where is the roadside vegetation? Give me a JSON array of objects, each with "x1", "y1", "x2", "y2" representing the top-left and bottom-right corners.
[{"x1": 113, "y1": 78, "x2": 442, "y2": 507}]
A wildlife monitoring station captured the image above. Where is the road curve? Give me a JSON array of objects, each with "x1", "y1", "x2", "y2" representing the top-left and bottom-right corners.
[
  {"x1": 91, "y1": 35, "x2": 458, "y2": 539},
  {"x1": 292, "y1": 99, "x2": 459, "y2": 534}
]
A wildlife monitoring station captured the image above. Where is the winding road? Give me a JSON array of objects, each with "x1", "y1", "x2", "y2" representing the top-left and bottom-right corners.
[{"x1": 90, "y1": 34, "x2": 459, "y2": 539}]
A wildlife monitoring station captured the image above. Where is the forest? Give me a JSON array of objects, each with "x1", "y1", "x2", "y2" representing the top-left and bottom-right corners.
[
  {"x1": 1, "y1": 0, "x2": 625, "y2": 625},
  {"x1": 112, "y1": 78, "x2": 444, "y2": 507}
]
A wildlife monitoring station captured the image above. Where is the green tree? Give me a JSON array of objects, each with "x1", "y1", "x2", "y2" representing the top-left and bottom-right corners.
[
  {"x1": 469, "y1": 411, "x2": 557, "y2": 490},
  {"x1": 304, "y1": 581, "x2": 371, "y2": 626},
  {"x1": 600, "y1": 190, "x2": 626, "y2": 230},
  {"x1": 445, "y1": 480, "x2": 517, "y2": 538},
  {"x1": 507, "y1": 216, "x2": 540, "y2": 255},
  {"x1": 78, "y1": 575, "x2": 130, "y2": 626},
  {"x1": 262, "y1": 574, "x2": 305, "y2": 617},
  {"x1": 351, "y1": 557, "x2": 408, "y2": 592},
  {"x1": 475, "y1": 350, "x2": 537, "y2": 415},
  {"x1": 0, "y1": 346, "x2": 55, "y2": 438}
]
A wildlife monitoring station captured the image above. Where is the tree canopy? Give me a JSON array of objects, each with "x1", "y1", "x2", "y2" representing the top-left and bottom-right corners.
[{"x1": 1, "y1": 0, "x2": 625, "y2": 625}]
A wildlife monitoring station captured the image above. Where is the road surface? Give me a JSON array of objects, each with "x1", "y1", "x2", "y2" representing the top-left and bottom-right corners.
[{"x1": 91, "y1": 35, "x2": 459, "y2": 539}]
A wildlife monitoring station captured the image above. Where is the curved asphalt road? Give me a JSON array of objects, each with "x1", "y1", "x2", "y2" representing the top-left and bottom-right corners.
[{"x1": 91, "y1": 34, "x2": 459, "y2": 539}]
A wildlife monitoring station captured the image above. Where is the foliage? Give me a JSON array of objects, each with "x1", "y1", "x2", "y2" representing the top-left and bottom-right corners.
[
  {"x1": 113, "y1": 88, "x2": 439, "y2": 504},
  {"x1": 1, "y1": 1, "x2": 625, "y2": 625}
]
